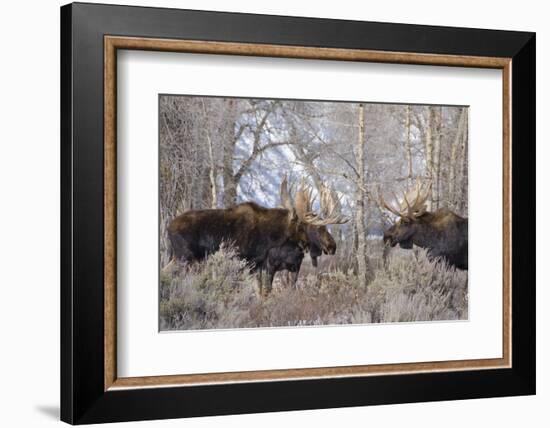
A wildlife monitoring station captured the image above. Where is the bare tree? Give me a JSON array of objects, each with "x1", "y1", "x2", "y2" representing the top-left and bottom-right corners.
[
  {"x1": 448, "y1": 107, "x2": 467, "y2": 210},
  {"x1": 423, "y1": 106, "x2": 434, "y2": 210},
  {"x1": 432, "y1": 106, "x2": 442, "y2": 209},
  {"x1": 405, "y1": 105, "x2": 413, "y2": 186},
  {"x1": 355, "y1": 103, "x2": 368, "y2": 287},
  {"x1": 159, "y1": 95, "x2": 468, "y2": 268},
  {"x1": 201, "y1": 99, "x2": 218, "y2": 208},
  {"x1": 457, "y1": 111, "x2": 469, "y2": 216}
]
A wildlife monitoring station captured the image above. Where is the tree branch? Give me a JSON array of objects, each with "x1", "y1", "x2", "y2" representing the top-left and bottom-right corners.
[{"x1": 234, "y1": 140, "x2": 295, "y2": 181}]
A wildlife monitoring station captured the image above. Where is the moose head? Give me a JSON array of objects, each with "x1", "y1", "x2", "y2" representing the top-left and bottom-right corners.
[
  {"x1": 280, "y1": 177, "x2": 349, "y2": 265},
  {"x1": 380, "y1": 180, "x2": 468, "y2": 270},
  {"x1": 380, "y1": 180, "x2": 432, "y2": 248}
]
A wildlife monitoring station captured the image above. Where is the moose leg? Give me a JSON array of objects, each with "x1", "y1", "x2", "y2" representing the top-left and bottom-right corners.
[
  {"x1": 262, "y1": 270, "x2": 275, "y2": 296},
  {"x1": 283, "y1": 271, "x2": 292, "y2": 287},
  {"x1": 310, "y1": 256, "x2": 321, "y2": 282},
  {"x1": 258, "y1": 260, "x2": 275, "y2": 297},
  {"x1": 382, "y1": 244, "x2": 392, "y2": 268},
  {"x1": 256, "y1": 270, "x2": 264, "y2": 297},
  {"x1": 255, "y1": 268, "x2": 274, "y2": 297},
  {"x1": 290, "y1": 270, "x2": 300, "y2": 290}
]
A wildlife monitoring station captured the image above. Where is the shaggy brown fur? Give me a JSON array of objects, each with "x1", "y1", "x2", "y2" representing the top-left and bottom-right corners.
[
  {"x1": 167, "y1": 202, "x2": 338, "y2": 294},
  {"x1": 383, "y1": 208, "x2": 468, "y2": 269}
]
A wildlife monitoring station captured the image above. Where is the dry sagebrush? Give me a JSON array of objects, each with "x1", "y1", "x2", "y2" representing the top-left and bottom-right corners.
[{"x1": 160, "y1": 245, "x2": 467, "y2": 331}]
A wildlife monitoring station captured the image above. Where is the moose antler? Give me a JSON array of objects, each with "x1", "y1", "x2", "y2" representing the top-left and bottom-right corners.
[
  {"x1": 281, "y1": 176, "x2": 349, "y2": 226},
  {"x1": 401, "y1": 179, "x2": 431, "y2": 217},
  {"x1": 280, "y1": 175, "x2": 295, "y2": 214},
  {"x1": 380, "y1": 191, "x2": 405, "y2": 218},
  {"x1": 380, "y1": 179, "x2": 432, "y2": 219},
  {"x1": 300, "y1": 183, "x2": 349, "y2": 226},
  {"x1": 294, "y1": 179, "x2": 316, "y2": 220}
]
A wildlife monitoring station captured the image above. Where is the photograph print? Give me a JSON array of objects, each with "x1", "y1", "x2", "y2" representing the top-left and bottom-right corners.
[{"x1": 159, "y1": 95, "x2": 469, "y2": 331}]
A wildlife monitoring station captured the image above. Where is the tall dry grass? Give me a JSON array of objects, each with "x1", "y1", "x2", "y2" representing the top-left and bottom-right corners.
[{"x1": 160, "y1": 244, "x2": 467, "y2": 331}]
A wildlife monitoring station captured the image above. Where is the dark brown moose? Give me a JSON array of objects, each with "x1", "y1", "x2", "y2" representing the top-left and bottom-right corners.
[
  {"x1": 380, "y1": 181, "x2": 468, "y2": 270},
  {"x1": 167, "y1": 177, "x2": 348, "y2": 295},
  {"x1": 291, "y1": 180, "x2": 349, "y2": 267}
]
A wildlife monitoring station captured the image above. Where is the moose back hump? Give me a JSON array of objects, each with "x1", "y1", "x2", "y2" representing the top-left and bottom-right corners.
[
  {"x1": 167, "y1": 177, "x2": 349, "y2": 295},
  {"x1": 167, "y1": 202, "x2": 297, "y2": 267}
]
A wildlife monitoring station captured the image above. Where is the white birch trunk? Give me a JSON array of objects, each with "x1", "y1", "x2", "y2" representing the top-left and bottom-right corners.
[
  {"x1": 424, "y1": 106, "x2": 433, "y2": 211},
  {"x1": 432, "y1": 107, "x2": 442, "y2": 210},
  {"x1": 405, "y1": 105, "x2": 413, "y2": 186},
  {"x1": 457, "y1": 110, "x2": 469, "y2": 215},
  {"x1": 355, "y1": 103, "x2": 368, "y2": 288},
  {"x1": 201, "y1": 99, "x2": 218, "y2": 208},
  {"x1": 449, "y1": 108, "x2": 467, "y2": 209}
]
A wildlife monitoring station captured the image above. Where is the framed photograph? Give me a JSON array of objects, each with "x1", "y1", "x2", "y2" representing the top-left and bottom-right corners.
[{"x1": 61, "y1": 2, "x2": 535, "y2": 424}]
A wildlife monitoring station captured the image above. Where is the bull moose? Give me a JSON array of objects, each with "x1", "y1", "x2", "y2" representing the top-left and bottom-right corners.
[
  {"x1": 167, "y1": 177, "x2": 348, "y2": 295},
  {"x1": 380, "y1": 181, "x2": 468, "y2": 270},
  {"x1": 268, "y1": 181, "x2": 345, "y2": 286}
]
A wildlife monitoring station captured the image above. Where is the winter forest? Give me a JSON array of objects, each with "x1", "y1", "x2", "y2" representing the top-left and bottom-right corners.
[{"x1": 159, "y1": 95, "x2": 469, "y2": 331}]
